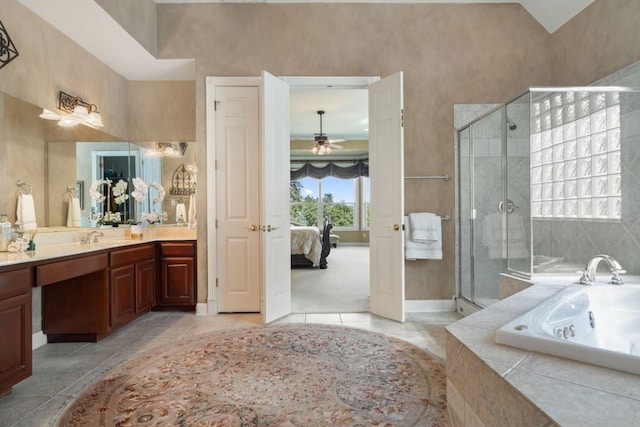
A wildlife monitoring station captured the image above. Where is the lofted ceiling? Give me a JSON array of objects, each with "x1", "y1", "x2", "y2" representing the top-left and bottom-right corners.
[{"x1": 18, "y1": 0, "x2": 595, "y2": 159}]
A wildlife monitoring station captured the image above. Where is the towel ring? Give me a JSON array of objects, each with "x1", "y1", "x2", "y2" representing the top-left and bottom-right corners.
[
  {"x1": 16, "y1": 180, "x2": 32, "y2": 195},
  {"x1": 63, "y1": 186, "x2": 78, "y2": 201}
]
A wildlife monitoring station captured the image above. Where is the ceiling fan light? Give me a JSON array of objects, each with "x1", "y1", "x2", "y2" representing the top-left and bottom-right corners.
[{"x1": 311, "y1": 146, "x2": 318, "y2": 154}]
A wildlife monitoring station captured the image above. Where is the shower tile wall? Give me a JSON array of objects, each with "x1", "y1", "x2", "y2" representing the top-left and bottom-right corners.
[{"x1": 533, "y1": 63, "x2": 640, "y2": 275}]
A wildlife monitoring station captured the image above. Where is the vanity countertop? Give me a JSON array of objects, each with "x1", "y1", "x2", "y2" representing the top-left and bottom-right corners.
[{"x1": 0, "y1": 226, "x2": 196, "y2": 268}]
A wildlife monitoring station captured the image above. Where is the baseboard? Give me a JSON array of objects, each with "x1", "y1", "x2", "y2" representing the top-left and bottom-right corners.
[
  {"x1": 196, "y1": 302, "x2": 209, "y2": 315},
  {"x1": 32, "y1": 331, "x2": 47, "y2": 350},
  {"x1": 405, "y1": 299, "x2": 456, "y2": 312}
]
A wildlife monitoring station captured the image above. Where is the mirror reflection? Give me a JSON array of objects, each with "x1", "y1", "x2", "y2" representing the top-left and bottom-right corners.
[{"x1": 2, "y1": 92, "x2": 196, "y2": 231}]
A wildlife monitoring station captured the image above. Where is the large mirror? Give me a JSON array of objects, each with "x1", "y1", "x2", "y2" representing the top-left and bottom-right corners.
[{"x1": 1, "y1": 92, "x2": 196, "y2": 231}]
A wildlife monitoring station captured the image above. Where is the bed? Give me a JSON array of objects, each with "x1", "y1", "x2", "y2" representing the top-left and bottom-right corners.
[{"x1": 290, "y1": 222, "x2": 333, "y2": 269}]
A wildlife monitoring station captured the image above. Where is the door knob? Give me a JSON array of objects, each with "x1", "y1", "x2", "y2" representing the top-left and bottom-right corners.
[
  {"x1": 266, "y1": 225, "x2": 280, "y2": 232},
  {"x1": 385, "y1": 224, "x2": 401, "y2": 231},
  {"x1": 246, "y1": 224, "x2": 258, "y2": 231}
]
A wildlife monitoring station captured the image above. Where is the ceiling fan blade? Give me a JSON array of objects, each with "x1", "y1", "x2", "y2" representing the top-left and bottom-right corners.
[
  {"x1": 328, "y1": 143, "x2": 344, "y2": 149},
  {"x1": 328, "y1": 138, "x2": 346, "y2": 144}
]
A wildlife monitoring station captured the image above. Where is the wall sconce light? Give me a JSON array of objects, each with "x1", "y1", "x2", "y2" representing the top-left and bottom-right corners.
[
  {"x1": 39, "y1": 91, "x2": 103, "y2": 128},
  {"x1": 156, "y1": 142, "x2": 188, "y2": 158},
  {"x1": 0, "y1": 20, "x2": 19, "y2": 70}
]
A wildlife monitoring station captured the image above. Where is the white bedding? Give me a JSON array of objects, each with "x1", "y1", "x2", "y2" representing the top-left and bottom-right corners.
[{"x1": 291, "y1": 226, "x2": 322, "y2": 266}]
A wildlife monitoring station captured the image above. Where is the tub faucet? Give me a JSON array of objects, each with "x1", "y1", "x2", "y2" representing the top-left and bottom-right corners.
[
  {"x1": 81, "y1": 230, "x2": 104, "y2": 245},
  {"x1": 578, "y1": 254, "x2": 625, "y2": 285}
]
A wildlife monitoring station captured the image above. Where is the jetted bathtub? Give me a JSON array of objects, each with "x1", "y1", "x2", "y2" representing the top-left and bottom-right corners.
[{"x1": 496, "y1": 281, "x2": 640, "y2": 375}]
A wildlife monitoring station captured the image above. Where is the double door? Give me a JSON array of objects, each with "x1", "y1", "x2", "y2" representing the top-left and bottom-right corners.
[{"x1": 208, "y1": 72, "x2": 405, "y2": 323}]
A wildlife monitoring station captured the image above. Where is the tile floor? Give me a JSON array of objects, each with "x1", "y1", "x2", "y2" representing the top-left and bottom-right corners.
[{"x1": 0, "y1": 310, "x2": 461, "y2": 426}]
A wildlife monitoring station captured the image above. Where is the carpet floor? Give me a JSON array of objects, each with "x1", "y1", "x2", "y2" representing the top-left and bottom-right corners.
[
  {"x1": 56, "y1": 324, "x2": 448, "y2": 426},
  {"x1": 292, "y1": 245, "x2": 370, "y2": 313}
]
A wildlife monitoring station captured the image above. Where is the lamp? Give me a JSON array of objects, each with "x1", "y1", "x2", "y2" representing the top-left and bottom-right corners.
[{"x1": 39, "y1": 91, "x2": 104, "y2": 128}]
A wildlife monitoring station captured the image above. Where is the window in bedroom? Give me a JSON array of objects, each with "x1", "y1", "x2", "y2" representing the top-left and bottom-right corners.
[{"x1": 290, "y1": 176, "x2": 363, "y2": 230}]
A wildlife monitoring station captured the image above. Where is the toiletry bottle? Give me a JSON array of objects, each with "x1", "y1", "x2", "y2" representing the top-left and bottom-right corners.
[{"x1": 0, "y1": 214, "x2": 11, "y2": 252}]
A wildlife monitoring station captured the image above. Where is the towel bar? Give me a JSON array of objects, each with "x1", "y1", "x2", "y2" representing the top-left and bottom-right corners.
[
  {"x1": 405, "y1": 213, "x2": 451, "y2": 221},
  {"x1": 404, "y1": 175, "x2": 450, "y2": 181}
]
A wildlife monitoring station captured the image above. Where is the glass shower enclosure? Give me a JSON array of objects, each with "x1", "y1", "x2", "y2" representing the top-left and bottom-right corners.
[
  {"x1": 456, "y1": 94, "x2": 531, "y2": 310},
  {"x1": 456, "y1": 86, "x2": 640, "y2": 312}
]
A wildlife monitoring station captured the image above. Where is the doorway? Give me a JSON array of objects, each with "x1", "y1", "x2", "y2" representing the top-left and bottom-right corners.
[
  {"x1": 206, "y1": 73, "x2": 405, "y2": 322},
  {"x1": 288, "y1": 80, "x2": 372, "y2": 314}
]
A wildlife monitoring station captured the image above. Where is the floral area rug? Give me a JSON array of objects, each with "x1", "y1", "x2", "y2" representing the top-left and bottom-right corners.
[{"x1": 56, "y1": 324, "x2": 448, "y2": 426}]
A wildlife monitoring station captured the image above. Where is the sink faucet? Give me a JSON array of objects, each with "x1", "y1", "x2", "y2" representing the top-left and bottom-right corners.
[
  {"x1": 578, "y1": 254, "x2": 626, "y2": 285},
  {"x1": 81, "y1": 230, "x2": 104, "y2": 245}
]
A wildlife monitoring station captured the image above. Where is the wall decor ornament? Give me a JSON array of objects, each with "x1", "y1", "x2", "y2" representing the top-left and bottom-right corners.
[{"x1": 0, "y1": 20, "x2": 19, "y2": 69}]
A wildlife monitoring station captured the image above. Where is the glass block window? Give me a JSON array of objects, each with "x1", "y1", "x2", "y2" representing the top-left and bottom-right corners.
[{"x1": 530, "y1": 91, "x2": 621, "y2": 220}]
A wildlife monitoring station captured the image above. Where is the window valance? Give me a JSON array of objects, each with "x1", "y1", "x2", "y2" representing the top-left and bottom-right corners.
[{"x1": 290, "y1": 160, "x2": 369, "y2": 180}]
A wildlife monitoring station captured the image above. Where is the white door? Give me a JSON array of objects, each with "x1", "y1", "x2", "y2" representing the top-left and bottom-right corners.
[
  {"x1": 216, "y1": 85, "x2": 262, "y2": 312},
  {"x1": 261, "y1": 71, "x2": 292, "y2": 323},
  {"x1": 368, "y1": 72, "x2": 405, "y2": 322}
]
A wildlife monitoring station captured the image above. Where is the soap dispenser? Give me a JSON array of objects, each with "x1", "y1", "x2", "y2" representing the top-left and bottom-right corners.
[{"x1": 0, "y1": 214, "x2": 11, "y2": 252}]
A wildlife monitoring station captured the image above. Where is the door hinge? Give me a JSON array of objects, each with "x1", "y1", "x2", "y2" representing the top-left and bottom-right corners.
[
  {"x1": 216, "y1": 278, "x2": 218, "y2": 288},
  {"x1": 214, "y1": 100, "x2": 220, "y2": 111},
  {"x1": 215, "y1": 160, "x2": 218, "y2": 170},
  {"x1": 215, "y1": 219, "x2": 218, "y2": 228},
  {"x1": 401, "y1": 108, "x2": 404, "y2": 128}
]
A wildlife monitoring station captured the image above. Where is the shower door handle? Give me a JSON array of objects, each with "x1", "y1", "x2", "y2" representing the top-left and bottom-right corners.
[{"x1": 498, "y1": 199, "x2": 517, "y2": 214}]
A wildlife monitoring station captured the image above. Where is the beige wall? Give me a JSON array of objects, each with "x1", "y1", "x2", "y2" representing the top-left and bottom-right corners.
[
  {"x1": 96, "y1": 0, "x2": 158, "y2": 57},
  {"x1": 157, "y1": 3, "x2": 552, "y2": 301},
  {"x1": 550, "y1": 0, "x2": 640, "y2": 85},
  {"x1": 128, "y1": 81, "x2": 196, "y2": 142}
]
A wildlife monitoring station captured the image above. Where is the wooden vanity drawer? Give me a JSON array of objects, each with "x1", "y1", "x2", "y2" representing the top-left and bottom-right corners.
[
  {"x1": 37, "y1": 253, "x2": 108, "y2": 287},
  {"x1": 0, "y1": 268, "x2": 32, "y2": 299},
  {"x1": 110, "y1": 244, "x2": 155, "y2": 267},
  {"x1": 159, "y1": 242, "x2": 195, "y2": 257}
]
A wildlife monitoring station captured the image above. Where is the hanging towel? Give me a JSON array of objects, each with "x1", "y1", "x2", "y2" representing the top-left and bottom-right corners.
[
  {"x1": 507, "y1": 213, "x2": 529, "y2": 259},
  {"x1": 404, "y1": 215, "x2": 443, "y2": 260},
  {"x1": 66, "y1": 196, "x2": 82, "y2": 227},
  {"x1": 483, "y1": 212, "x2": 503, "y2": 259},
  {"x1": 175, "y1": 202, "x2": 187, "y2": 224},
  {"x1": 188, "y1": 193, "x2": 197, "y2": 230},
  {"x1": 16, "y1": 194, "x2": 37, "y2": 231},
  {"x1": 409, "y1": 212, "x2": 440, "y2": 242}
]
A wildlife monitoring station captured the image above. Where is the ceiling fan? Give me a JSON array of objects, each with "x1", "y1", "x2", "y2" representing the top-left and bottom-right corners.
[{"x1": 309, "y1": 110, "x2": 345, "y2": 155}]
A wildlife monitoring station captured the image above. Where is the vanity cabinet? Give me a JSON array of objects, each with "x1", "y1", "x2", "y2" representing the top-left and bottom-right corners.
[
  {"x1": 109, "y1": 244, "x2": 155, "y2": 330},
  {"x1": 0, "y1": 268, "x2": 32, "y2": 398},
  {"x1": 156, "y1": 242, "x2": 196, "y2": 310},
  {"x1": 39, "y1": 253, "x2": 110, "y2": 342}
]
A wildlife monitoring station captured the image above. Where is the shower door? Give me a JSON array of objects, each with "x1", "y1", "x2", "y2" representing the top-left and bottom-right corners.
[
  {"x1": 457, "y1": 108, "x2": 504, "y2": 308},
  {"x1": 471, "y1": 109, "x2": 504, "y2": 306}
]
